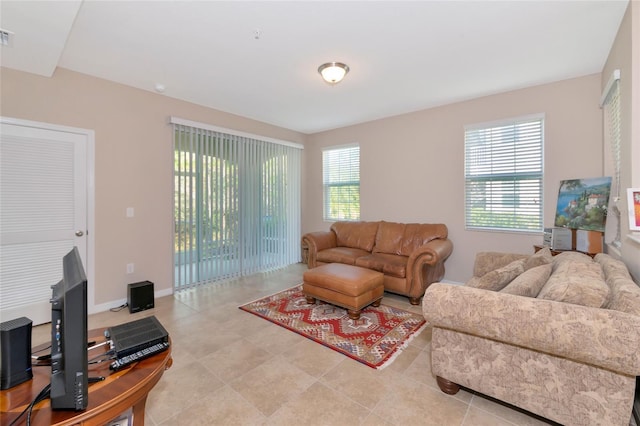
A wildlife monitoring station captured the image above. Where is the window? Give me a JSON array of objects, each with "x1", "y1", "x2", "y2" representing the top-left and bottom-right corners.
[
  {"x1": 172, "y1": 118, "x2": 302, "y2": 290},
  {"x1": 465, "y1": 115, "x2": 543, "y2": 232},
  {"x1": 601, "y1": 69, "x2": 621, "y2": 247},
  {"x1": 323, "y1": 145, "x2": 360, "y2": 221}
]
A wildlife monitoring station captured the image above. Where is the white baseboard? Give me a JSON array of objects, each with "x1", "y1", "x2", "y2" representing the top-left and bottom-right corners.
[
  {"x1": 438, "y1": 279, "x2": 464, "y2": 286},
  {"x1": 89, "y1": 287, "x2": 173, "y2": 315}
]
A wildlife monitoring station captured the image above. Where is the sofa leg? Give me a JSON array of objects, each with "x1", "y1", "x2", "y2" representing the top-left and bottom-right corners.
[
  {"x1": 436, "y1": 376, "x2": 460, "y2": 395},
  {"x1": 305, "y1": 296, "x2": 316, "y2": 304},
  {"x1": 409, "y1": 297, "x2": 421, "y2": 305},
  {"x1": 347, "y1": 309, "x2": 361, "y2": 320}
]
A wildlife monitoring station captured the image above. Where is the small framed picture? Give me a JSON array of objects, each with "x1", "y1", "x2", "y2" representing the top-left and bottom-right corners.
[{"x1": 627, "y1": 188, "x2": 640, "y2": 231}]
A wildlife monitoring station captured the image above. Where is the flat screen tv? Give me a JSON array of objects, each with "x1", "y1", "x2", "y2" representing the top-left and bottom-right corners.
[{"x1": 50, "y1": 246, "x2": 88, "y2": 410}]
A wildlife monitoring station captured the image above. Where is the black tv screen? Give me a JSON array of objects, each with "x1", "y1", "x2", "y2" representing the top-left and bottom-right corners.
[{"x1": 50, "y1": 246, "x2": 88, "y2": 410}]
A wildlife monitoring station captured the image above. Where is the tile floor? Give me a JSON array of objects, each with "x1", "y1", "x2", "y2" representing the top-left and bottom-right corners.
[{"x1": 31, "y1": 263, "x2": 636, "y2": 425}]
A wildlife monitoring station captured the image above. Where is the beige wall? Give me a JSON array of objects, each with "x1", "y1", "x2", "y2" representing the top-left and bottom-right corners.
[
  {"x1": 2, "y1": 6, "x2": 638, "y2": 310},
  {"x1": 0, "y1": 67, "x2": 306, "y2": 308},
  {"x1": 305, "y1": 75, "x2": 606, "y2": 282},
  {"x1": 602, "y1": 1, "x2": 640, "y2": 280}
]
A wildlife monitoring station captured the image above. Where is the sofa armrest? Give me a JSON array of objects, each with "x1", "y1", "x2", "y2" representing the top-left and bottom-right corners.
[
  {"x1": 302, "y1": 231, "x2": 336, "y2": 268},
  {"x1": 473, "y1": 251, "x2": 529, "y2": 277},
  {"x1": 423, "y1": 283, "x2": 640, "y2": 376},
  {"x1": 405, "y1": 238, "x2": 453, "y2": 299}
]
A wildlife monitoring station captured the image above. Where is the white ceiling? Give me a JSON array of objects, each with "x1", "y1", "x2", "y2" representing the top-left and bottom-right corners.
[{"x1": 0, "y1": 1, "x2": 629, "y2": 134}]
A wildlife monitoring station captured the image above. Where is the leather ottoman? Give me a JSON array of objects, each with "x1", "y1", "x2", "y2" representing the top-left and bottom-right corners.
[{"x1": 303, "y1": 263, "x2": 384, "y2": 320}]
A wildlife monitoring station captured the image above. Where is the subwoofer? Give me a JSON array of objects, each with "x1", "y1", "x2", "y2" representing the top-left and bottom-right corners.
[
  {"x1": 127, "y1": 281, "x2": 154, "y2": 313},
  {"x1": 0, "y1": 316, "x2": 33, "y2": 390}
]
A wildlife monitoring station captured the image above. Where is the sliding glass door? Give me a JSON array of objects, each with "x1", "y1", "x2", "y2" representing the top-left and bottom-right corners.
[{"x1": 173, "y1": 122, "x2": 301, "y2": 290}]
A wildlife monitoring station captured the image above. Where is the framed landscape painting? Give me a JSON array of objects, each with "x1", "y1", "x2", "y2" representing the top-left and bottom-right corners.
[
  {"x1": 627, "y1": 188, "x2": 640, "y2": 231},
  {"x1": 554, "y1": 177, "x2": 611, "y2": 232}
]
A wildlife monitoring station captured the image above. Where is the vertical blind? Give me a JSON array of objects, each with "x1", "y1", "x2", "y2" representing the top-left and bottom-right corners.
[
  {"x1": 602, "y1": 74, "x2": 621, "y2": 194},
  {"x1": 465, "y1": 116, "x2": 544, "y2": 232},
  {"x1": 322, "y1": 145, "x2": 360, "y2": 221},
  {"x1": 601, "y1": 70, "x2": 621, "y2": 246},
  {"x1": 173, "y1": 119, "x2": 302, "y2": 290}
]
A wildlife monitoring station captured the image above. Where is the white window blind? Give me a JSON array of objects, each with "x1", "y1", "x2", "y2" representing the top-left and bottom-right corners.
[
  {"x1": 1, "y1": 135, "x2": 75, "y2": 320},
  {"x1": 172, "y1": 120, "x2": 302, "y2": 290},
  {"x1": 1, "y1": 121, "x2": 89, "y2": 325},
  {"x1": 323, "y1": 145, "x2": 360, "y2": 221},
  {"x1": 465, "y1": 116, "x2": 544, "y2": 232},
  {"x1": 601, "y1": 69, "x2": 621, "y2": 246}
]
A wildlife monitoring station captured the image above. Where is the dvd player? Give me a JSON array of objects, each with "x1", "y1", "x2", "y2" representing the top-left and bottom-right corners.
[{"x1": 106, "y1": 316, "x2": 169, "y2": 358}]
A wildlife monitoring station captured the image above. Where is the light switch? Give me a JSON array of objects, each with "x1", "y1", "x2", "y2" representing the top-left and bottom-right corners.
[{"x1": 126, "y1": 207, "x2": 134, "y2": 218}]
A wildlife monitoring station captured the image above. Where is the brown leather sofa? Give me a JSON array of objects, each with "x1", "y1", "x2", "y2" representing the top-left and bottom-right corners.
[{"x1": 302, "y1": 221, "x2": 453, "y2": 304}]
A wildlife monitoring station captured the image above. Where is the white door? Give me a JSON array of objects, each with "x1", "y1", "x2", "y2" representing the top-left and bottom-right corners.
[{"x1": 0, "y1": 118, "x2": 92, "y2": 325}]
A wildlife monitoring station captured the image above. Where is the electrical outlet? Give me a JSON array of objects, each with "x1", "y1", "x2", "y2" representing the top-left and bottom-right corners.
[{"x1": 126, "y1": 263, "x2": 134, "y2": 274}]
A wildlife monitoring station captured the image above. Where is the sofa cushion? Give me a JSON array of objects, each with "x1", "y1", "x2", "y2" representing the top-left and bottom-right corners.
[
  {"x1": 606, "y1": 276, "x2": 640, "y2": 316},
  {"x1": 596, "y1": 253, "x2": 640, "y2": 316},
  {"x1": 524, "y1": 247, "x2": 553, "y2": 270},
  {"x1": 316, "y1": 247, "x2": 371, "y2": 265},
  {"x1": 473, "y1": 252, "x2": 529, "y2": 278},
  {"x1": 551, "y1": 251, "x2": 594, "y2": 271},
  {"x1": 331, "y1": 221, "x2": 379, "y2": 252},
  {"x1": 372, "y1": 222, "x2": 448, "y2": 256},
  {"x1": 355, "y1": 253, "x2": 408, "y2": 278},
  {"x1": 596, "y1": 253, "x2": 632, "y2": 279},
  {"x1": 400, "y1": 223, "x2": 448, "y2": 256},
  {"x1": 500, "y1": 263, "x2": 552, "y2": 297},
  {"x1": 467, "y1": 259, "x2": 525, "y2": 291},
  {"x1": 538, "y1": 259, "x2": 609, "y2": 308},
  {"x1": 372, "y1": 221, "x2": 405, "y2": 255}
]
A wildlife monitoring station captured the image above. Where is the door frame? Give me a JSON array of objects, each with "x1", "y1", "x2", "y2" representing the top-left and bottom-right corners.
[{"x1": 0, "y1": 116, "x2": 96, "y2": 315}]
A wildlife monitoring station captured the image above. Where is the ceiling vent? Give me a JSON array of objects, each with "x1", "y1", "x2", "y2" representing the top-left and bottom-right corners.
[{"x1": 1, "y1": 29, "x2": 14, "y2": 47}]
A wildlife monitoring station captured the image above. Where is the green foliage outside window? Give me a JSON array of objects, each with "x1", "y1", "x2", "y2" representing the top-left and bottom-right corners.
[
  {"x1": 326, "y1": 184, "x2": 360, "y2": 221},
  {"x1": 323, "y1": 145, "x2": 360, "y2": 221}
]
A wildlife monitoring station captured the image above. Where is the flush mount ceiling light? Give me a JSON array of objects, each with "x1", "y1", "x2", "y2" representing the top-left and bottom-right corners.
[{"x1": 318, "y1": 62, "x2": 349, "y2": 85}]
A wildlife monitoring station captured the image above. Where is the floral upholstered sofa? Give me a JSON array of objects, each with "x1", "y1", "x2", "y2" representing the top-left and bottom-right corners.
[
  {"x1": 302, "y1": 221, "x2": 453, "y2": 304},
  {"x1": 422, "y1": 249, "x2": 640, "y2": 426}
]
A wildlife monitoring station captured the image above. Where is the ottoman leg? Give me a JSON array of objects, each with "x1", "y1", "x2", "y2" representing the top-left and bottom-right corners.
[
  {"x1": 347, "y1": 309, "x2": 361, "y2": 320},
  {"x1": 372, "y1": 299, "x2": 381, "y2": 307},
  {"x1": 305, "y1": 296, "x2": 316, "y2": 304}
]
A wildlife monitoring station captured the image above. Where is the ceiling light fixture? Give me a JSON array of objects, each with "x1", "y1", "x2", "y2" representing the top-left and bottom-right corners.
[{"x1": 318, "y1": 62, "x2": 349, "y2": 85}]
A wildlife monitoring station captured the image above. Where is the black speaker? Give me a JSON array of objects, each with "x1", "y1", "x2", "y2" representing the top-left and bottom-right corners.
[
  {"x1": 128, "y1": 281, "x2": 154, "y2": 313},
  {"x1": 0, "y1": 316, "x2": 33, "y2": 390}
]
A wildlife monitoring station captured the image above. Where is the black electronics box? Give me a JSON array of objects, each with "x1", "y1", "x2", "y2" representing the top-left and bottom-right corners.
[
  {"x1": 0, "y1": 316, "x2": 33, "y2": 390},
  {"x1": 127, "y1": 281, "x2": 154, "y2": 313}
]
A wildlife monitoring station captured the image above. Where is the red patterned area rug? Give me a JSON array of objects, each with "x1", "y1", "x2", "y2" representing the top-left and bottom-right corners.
[{"x1": 239, "y1": 285, "x2": 427, "y2": 369}]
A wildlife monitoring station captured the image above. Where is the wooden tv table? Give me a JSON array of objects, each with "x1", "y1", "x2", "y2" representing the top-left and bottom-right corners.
[{"x1": 0, "y1": 327, "x2": 172, "y2": 426}]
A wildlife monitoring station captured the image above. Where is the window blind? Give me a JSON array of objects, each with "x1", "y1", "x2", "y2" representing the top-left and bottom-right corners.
[
  {"x1": 602, "y1": 72, "x2": 621, "y2": 196},
  {"x1": 1, "y1": 124, "x2": 88, "y2": 325},
  {"x1": 322, "y1": 145, "x2": 360, "y2": 221},
  {"x1": 601, "y1": 70, "x2": 621, "y2": 246},
  {"x1": 464, "y1": 116, "x2": 544, "y2": 232},
  {"x1": 173, "y1": 121, "x2": 302, "y2": 290}
]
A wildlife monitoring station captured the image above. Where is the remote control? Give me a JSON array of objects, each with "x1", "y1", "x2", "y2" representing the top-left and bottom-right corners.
[{"x1": 109, "y1": 341, "x2": 169, "y2": 371}]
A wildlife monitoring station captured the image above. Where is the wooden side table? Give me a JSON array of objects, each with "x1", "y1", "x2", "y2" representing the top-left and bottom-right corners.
[
  {"x1": 0, "y1": 328, "x2": 172, "y2": 425},
  {"x1": 533, "y1": 245, "x2": 597, "y2": 259}
]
